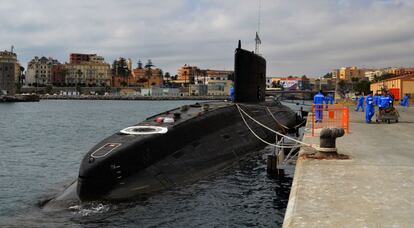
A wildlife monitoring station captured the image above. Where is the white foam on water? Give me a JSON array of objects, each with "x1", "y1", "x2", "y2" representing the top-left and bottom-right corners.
[{"x1": 69, "y1": 203, "x2": 111, "y2": 217}]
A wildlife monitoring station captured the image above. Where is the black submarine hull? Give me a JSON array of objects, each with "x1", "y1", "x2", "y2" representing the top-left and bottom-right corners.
[
  {"x1": 75, "y1": 41, "x2": 304, "y2": 202},
  {"x1": 77, "y1": 102, "x2": 300, "y2": 201}
]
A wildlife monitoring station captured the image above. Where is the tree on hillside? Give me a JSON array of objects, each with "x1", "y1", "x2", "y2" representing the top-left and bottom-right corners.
[
  {"x1": 323, "y1": 72, "x2": 333, "y2": 79},
  {"x1": 336, "y1": 80, "x2": 348, "y2": 99},
  {"x1": 144, "y1": 59, "x2": 154, "y2": 88},
  {"x1": 354, "y1": 80, "x2": 371, "y2": 94},
  {"x1": 372, "y1": 73, "x2": 396, "y2": 83},
  {"x1": 271, "y1": 81, "x2": 283, "y2": 90},
  {"x1": 164, "y1": 72, "x2": 171, "y2": 80}
]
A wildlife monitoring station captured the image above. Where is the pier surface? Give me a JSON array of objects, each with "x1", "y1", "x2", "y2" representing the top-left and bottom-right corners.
[{"x1": 283, "y1": 106, "x2": 414, "y2": 227}]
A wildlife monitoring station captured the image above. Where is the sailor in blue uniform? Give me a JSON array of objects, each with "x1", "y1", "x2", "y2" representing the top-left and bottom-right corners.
[
  {"x1": 379, "y1": 92, "x2": 390, "y2": 110},
  {"x1": 365, "y1": 91, "x2": 375, "y2": 123},
  {"x1": 400, "y1": 94, "x2": 409, "y2": 107},
  {"x1": 313, "y1": 90, "x2": 325, "y2": 122},
  {"x1": 324, "y1": 93, "x2": 334, "y2": 109},
  {"x1": 230, "y1": 85, "x2": 235, "y2": 101},
  {"x1": 355, "y1": 94, "x2": 365, "y2": 112}
]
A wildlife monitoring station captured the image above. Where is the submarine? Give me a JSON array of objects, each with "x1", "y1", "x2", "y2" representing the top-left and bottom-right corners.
[{"x1": 72, "y1": 41, "x2": 303, "y2": 202}]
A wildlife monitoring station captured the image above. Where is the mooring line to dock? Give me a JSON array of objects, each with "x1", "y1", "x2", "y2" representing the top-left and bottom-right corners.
[
  {"x1": 266, "y1": 107, "x2": 307, "y2": 130},
  {"x1": 236, "y1": 104, "x2": 311, "y2": 149}
]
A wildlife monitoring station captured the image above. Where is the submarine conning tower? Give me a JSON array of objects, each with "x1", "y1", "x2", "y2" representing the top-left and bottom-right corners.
[{"x1": 234, "y1": 40, "x2": 267, "y2": 103}]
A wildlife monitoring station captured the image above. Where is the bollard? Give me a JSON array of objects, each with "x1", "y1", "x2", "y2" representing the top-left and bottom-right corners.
[{"x1": 315, "y1": 127, "x2": 345, "y2": 157}]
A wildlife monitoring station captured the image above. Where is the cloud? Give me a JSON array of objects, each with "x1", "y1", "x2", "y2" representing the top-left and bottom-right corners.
[{"x1": 1, "y1": 0, "x2": 413, "y2": 77}]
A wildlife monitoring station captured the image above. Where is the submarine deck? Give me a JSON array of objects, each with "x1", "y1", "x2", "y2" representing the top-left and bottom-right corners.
[
  {"x1": 142, "y1": 101, "x2": 233, "y2": 125},
  {"x1": 283, "y1": 106, "x2": 414, "y2": 227}
]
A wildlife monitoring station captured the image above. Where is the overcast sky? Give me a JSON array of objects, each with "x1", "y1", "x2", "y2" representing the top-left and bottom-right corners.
[{"x1": 1, "y1": 0, "x2": 413, "y2": 77}]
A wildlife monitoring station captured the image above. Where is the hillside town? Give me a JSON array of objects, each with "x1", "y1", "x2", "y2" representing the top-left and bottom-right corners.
[{"x1": 1, "y1": 47, "x2": 413, "y2": 101}]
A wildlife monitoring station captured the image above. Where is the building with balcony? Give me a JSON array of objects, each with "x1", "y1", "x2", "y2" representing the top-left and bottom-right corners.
[
  {"x1": 132, "y1": 66, "x2": 163, "y2": 88},
  {"x1": 332, "y1": 67, "x2": 366, "y2": 80},
  {"x1": 51, "y1": 65, "x2": 66, "y2": 86},
  {"x1": 177, "y1": 65, "x2": 201, "y2": 83},
  {"x1": 26, "y1": 56, "x2": 61, "y2": 86},
  {"x1": 365, "y1": 70, "x2": 384, "y2": 81},
  {"x1": 64, "y1": 54, "x2": 111, "y2": 86},
  {"x1": 177, "y1": 64, "x2": 233, "y2": 85}
]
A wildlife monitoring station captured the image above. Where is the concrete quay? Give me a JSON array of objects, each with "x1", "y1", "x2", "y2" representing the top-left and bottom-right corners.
[{"x1": 283, "y1": 106, "x2": 414, "y2": 227}]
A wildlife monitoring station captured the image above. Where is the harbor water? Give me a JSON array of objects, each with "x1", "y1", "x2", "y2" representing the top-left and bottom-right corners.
[{"x1": 0, "y1": 100, "x2": 293, "y2": 227}]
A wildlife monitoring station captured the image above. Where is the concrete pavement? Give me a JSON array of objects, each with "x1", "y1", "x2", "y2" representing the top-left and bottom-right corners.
[{"x1": 283, "y1": 106, "x2": 414, "y2": 227}]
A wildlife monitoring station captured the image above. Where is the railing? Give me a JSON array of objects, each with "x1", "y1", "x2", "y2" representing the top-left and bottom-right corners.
[{"x1": 311, "y1": 104, "x2": 349, "y2": 136}]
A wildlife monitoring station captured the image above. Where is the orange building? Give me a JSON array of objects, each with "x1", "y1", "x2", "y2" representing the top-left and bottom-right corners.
[
  {"x1": 205, "y1": 69, "x2": 233, "y2": 79},
  {"x1": 112, "y1": 75, "x2": 132, "y2": 87},
  {"x1": 132, "y1": 67, "x2": 163, "y2": 88},
  {"x1": 177, "y1": 65, "x2": 233, "y2": 84},
  {"x1": 177, "y1": 65, "x2": 201, "y2": 82}
]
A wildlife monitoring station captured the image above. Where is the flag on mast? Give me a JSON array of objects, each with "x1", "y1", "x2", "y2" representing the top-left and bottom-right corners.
[{"x1": 255, "y1": 32, "x2": 261, "y2": 45}]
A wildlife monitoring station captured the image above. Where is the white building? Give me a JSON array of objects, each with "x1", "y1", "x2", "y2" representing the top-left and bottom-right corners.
[
  {"x1": 365, "y1": 70, "x2": 384, "y2": 81},
  {"x1": 141, "y1": 87, "x2": 179, "y2": 97},
  {"x1": 207, "y1": 79, "x2": 232, "y2": 96},
  {"x1": 26, "y1": 56, "x2": 60, "y2": 86}
]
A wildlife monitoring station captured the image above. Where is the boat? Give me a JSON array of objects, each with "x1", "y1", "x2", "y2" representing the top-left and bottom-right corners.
[
  {"x1": 41, "y1": 41, "x2": 304, "y2": 208},
  {"x1": 76, "y1": 41, "x2": 303, "y2": 201}
]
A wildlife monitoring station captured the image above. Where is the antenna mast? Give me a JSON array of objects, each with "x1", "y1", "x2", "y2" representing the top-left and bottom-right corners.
[{"x1": 255, "y1": 0, "x2": 262, "y2": 54}]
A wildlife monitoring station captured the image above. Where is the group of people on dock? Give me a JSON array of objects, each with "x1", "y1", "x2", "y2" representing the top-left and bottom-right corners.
[
  {"x1": 313, "y1": 90, "x2": 410, "y2": 124},
  {"x1": 355, "y1": 91, "x2": 410, "y2": 123}
]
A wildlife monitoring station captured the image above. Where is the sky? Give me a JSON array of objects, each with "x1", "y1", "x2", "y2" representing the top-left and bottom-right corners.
[{"x1": 1, "y1": 0, "x2": 414, "y2": 77}]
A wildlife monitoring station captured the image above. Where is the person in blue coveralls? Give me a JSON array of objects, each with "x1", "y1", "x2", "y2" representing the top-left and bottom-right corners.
[
  {"x1": 365, "y1": 91, "x2": 375, "y2": 123},
  {"x1": 379, "y1": 91, "x2": 391, "y2": 111},
  {"x1": 355, "y1": 93, "x2": 365, "y2": 112},
  {"x1": 229, "y1": 85, "x2": 235, "y2": 102},
  {"x1": 313, "y1": 90, "x2": 325, "y2": 122},
  {"x1": 324, "y1": 93, "x2": 334, "y2": 109},
  {"x1": 400, "y1": 94, "x2": 409, "y2": 107}
]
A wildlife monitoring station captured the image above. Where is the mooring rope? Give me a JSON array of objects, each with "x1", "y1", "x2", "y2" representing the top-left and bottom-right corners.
[
  {"x1": 265, "y1": 107, "x2": 289, "y2": 133},
  {"x1": 236, "y1": 104, "x2": 312, "y2": 148}
]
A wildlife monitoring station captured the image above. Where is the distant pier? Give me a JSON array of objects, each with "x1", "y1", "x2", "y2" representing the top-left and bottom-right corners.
[
  {"x1": 283, "y1": 106, "x2": 414, "y2": 227},
  {"x1": 39, "y1": 95, "x2": 229, "y2": 101}
]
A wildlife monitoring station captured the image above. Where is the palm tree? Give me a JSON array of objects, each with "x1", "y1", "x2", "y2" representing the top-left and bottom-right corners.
[
  {"x1": 164, "y1": 72, "x2": 171, "y2": 80},
  {"x1": 112, "y1": 58, "x2": 131, "y2": 87},
  {"x1": 145, "y1": 59, "x2": 153, "y2": 88}
]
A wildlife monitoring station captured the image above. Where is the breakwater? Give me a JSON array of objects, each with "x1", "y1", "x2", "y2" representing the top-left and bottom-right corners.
[
  {"x1": 0, "y1": 94, "x2": 40, "y2": 102},
  {"x1": 40, "y1": 95, "x2": 230, "y2": 101}
]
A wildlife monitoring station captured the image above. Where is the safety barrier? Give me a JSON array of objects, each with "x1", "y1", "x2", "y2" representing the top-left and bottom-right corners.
[{"x1": 311, "y1": 104, "x2": 349, "y2": 136}]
